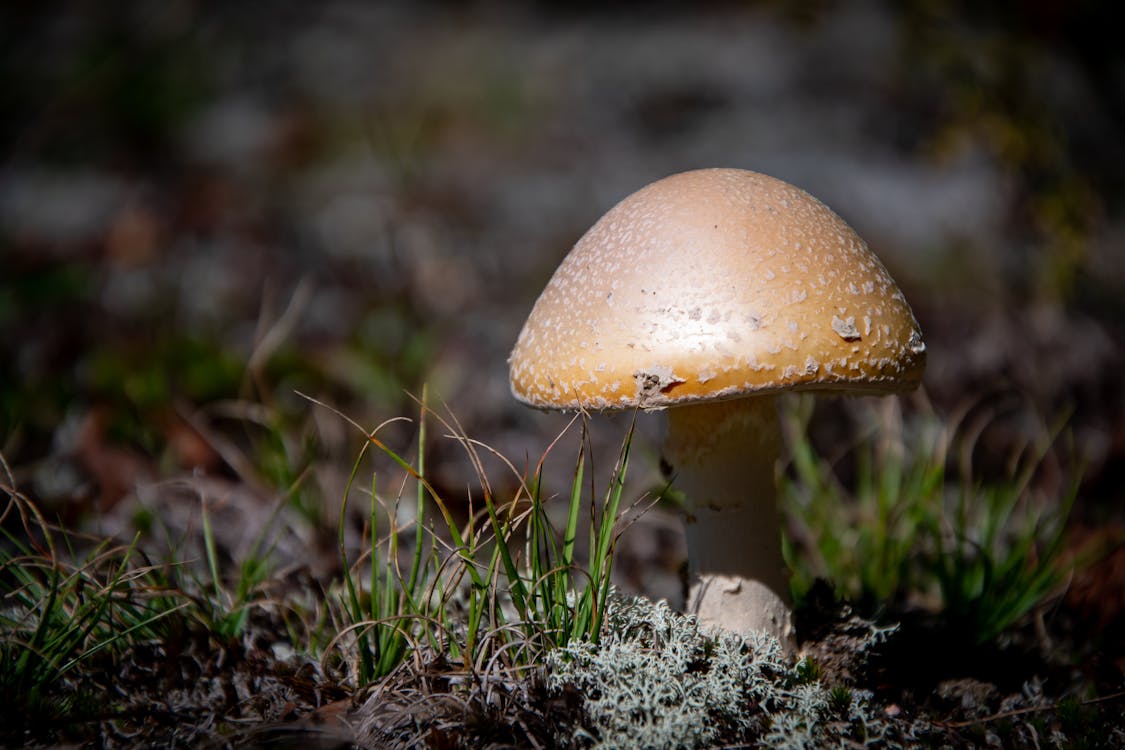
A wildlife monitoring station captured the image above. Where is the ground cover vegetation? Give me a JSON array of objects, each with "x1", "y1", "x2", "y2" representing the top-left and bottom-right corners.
[{"x1": 2, "y1": 389, "x2": 1121, "y2": 747}]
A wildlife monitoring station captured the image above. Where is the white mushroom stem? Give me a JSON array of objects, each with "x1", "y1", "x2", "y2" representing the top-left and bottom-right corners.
[{"x1": 664, "y1": 397, "x2": 795, "y2": 652}]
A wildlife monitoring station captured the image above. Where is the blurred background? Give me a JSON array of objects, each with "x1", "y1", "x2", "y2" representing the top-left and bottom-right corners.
[{"x1": 2, "y1": 1, "x2": 1123, "y2": 601}]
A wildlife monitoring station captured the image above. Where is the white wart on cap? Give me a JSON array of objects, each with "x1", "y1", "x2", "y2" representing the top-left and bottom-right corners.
[{"x1": 509, "y1": 168, "x2": 925, "y2": 411}]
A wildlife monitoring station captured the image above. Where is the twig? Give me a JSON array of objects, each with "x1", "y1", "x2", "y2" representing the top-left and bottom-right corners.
[{"x1": 937, "y1": 689, "x2": 1125, "y2": 729}]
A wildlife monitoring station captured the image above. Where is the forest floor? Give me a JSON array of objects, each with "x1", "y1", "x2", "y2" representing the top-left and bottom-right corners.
[{"x1": 3, "y1": 1, "x2": 1124, "y2": 747}]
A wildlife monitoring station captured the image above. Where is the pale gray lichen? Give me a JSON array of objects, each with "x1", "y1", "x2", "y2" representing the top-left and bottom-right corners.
[{"x1": 546, "y1": 593, "x2": 908, "y2": 750}]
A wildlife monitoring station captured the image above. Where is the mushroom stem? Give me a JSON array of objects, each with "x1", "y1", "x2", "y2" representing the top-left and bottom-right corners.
[{"x1": 664, "y1": 397, "x2": 795, "y2": 651}]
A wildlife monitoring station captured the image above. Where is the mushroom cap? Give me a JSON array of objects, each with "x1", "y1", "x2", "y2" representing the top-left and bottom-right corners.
[{"x1": 509, "y1": 168, "x2": 926, "y2": 411}]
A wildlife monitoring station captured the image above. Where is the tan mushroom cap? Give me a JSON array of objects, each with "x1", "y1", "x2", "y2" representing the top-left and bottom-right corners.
[{"x1": 509, "y1": 168, "x2": 926, "y2": 411}]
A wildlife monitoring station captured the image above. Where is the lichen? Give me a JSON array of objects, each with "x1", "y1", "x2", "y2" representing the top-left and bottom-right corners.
[{"x1": 546, "y1": 593, "x2": 907, "y2": 750}]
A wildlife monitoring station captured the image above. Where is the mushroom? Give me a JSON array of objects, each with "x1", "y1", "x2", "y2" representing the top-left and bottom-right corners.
[{"x1": 508, "y1": 168, "x2": 925, "y2": 649}]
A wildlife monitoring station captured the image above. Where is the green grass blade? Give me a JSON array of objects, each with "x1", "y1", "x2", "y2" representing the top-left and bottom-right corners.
[{"x1": 561, "y1": 448, "x2": 585, "y2": 576}]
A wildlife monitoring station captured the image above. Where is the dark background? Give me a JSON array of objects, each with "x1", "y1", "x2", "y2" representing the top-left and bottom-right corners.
[{"x1": 3, "y1": 1, "x2": 1123, "y2": 593}]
